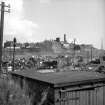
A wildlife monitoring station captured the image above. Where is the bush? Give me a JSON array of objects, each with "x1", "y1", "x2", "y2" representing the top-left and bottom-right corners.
[{"x1": 0, "y1": 78, "x2": 30, "y2": 105}]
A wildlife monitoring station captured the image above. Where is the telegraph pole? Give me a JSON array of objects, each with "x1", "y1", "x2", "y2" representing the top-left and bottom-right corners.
[
  {"x1": 73, "y1": 38, "x2": 76, "y2": 69},
  {"x1": 0, "y1": 2, "x2": 10, "y2": 73},
  {"x1": 73, "y1": 38, "x2": 76, "y2": 58},
  {"x1": 13, "y1": 37, "x2": 16, "y2": 71}
]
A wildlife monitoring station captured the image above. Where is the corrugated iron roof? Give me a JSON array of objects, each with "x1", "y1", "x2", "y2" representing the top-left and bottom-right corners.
[{"x1": 11, "y1": 70, "x2": 105, "y2": 88}]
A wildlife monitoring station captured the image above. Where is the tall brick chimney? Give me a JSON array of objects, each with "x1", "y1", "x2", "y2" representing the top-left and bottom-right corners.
[{"x1": 64, "y1": 34, "x2": 67, "y2": 43}]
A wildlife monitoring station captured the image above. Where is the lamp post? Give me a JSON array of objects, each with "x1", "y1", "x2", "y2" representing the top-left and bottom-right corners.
[{"x1": 13, "y1": 37, "x2": 16, "y2": 71}]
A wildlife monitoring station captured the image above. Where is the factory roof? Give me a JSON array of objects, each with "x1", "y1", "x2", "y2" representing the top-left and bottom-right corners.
[{"x1": 11, "y1": 69, "x2": 105, "y2": 88}]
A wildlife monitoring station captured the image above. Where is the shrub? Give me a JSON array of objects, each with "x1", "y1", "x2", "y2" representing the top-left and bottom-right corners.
[{"x1": 0, "y1": 78, "x2": 30, "y2": 105}]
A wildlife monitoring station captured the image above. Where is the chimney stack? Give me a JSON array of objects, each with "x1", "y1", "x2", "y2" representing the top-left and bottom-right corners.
[{"x1": 64, "y1": 34, "x2": 67, "y2": 43}]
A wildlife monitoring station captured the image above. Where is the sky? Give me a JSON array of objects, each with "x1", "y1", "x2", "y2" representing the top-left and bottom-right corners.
[{"x1": 1, "y1": 0, "x2": 105, "y2": 49}]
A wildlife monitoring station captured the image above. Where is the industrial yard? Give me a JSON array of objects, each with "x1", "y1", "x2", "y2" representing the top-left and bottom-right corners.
[{"x1": 0, "y1": 0, "x2": 105, "y2": 105}]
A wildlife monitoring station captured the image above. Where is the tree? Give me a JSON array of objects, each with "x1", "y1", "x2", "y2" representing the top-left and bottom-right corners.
[{"x1": 4, "y1": 41, "x2": 12, "y2": 48}]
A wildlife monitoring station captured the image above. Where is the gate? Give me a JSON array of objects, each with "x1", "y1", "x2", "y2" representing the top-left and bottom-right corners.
[{"x1": 57, "y1": 84, "x2": 105, "y2": 105}]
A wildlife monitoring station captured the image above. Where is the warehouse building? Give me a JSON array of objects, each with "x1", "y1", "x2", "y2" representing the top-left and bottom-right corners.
[{"x1": 11, "y1": 70, "x2": 105, "y2": 105}]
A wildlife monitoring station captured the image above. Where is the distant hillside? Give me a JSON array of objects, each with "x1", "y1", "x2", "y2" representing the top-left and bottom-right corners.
[{"x1": 3, "y1": 40, "x2": 105, "y2": 58}]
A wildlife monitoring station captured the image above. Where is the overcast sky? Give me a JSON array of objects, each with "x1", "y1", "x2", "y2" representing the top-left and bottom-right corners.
[{"x1": 1, "y1": 0, "x2": 105, "y2": 49}]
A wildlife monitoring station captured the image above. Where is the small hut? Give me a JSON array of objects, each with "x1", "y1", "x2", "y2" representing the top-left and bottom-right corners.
[{"x1": 11, "y1": 70, "x2": 105, "y2": 105}]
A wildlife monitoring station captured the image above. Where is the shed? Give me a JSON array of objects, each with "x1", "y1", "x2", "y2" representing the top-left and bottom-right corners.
[{"x1": 11, "y1": 70, "x2": 105, "y2": 105}]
